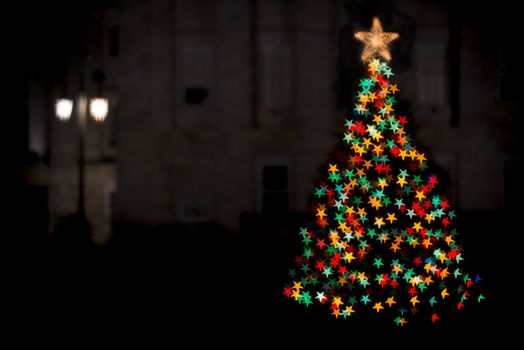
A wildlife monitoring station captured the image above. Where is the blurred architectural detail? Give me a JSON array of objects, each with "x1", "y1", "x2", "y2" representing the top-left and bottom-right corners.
[
  {"x1": 23, "y1": 0, "x2": 522, "y2": 242},
  {"x1": 116, "y1": 0, "x2": 343, "y2": 231},
  {"x1": 25, "y1": 4, "x2": 119, "y2": 243}
]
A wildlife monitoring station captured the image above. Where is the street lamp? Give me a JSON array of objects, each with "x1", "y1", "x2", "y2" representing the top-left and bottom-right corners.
[
  {"x1": 89, "y1": 98, "x2": 109, "y2": 122},
  {"x1": 56, "y1": 97, "x2": 108, "y2": 122},
  {"x1": 55, "y1": 99, "x2": 74, "y2": 121},
  {"x1": 55, "y1": 87, "x2": 109, "y2": 235}
]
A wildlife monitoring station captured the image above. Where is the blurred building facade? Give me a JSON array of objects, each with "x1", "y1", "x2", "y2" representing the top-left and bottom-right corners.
[
  {"x1": 115, "y1": 0, "x2": 343, "y2": 235},
  {"x1": 25, "y1": 0, "x2": 522, "y2": 243}
]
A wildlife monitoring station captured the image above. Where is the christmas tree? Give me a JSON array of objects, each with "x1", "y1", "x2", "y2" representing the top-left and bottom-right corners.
[{"x1": 283, "y1": 17, "x2": 484, "y2": 326}]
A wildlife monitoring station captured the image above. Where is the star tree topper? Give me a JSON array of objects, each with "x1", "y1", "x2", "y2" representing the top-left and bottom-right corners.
[{"x1": 354, "y1": 17, "x2": 399, "y2": 62}]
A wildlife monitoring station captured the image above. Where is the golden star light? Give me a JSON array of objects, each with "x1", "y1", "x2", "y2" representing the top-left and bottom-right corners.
[{"x1": 354, "y1": 17, "x2": 399, "y2": 62}]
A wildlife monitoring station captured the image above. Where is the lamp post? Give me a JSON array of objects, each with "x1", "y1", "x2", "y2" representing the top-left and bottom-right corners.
[{"x1": 55, "y1": 59, "x2": 109, "y2": 236}]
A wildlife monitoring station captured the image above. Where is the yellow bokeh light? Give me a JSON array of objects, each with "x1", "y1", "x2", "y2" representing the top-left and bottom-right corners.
[{"x1": 354, "y1": 17, "x2": 399, "y2": 62}]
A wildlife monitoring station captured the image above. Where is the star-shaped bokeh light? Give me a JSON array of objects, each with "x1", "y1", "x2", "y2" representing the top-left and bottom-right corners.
[
  {"x1": 282, "y1": 54, "x2": 485, "y2": 325},
  {"x1": 354, "y1": 17, "x2": 399, "y2": 62}
]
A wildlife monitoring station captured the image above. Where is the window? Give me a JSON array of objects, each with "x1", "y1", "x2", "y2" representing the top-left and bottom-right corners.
[
  {"x1": 176, "y1": 157, "x2": 214, "y2": 223},
  {"x1": 498, "y1": 50, "x2": 518, "y2": 103},
  {"x1": 109, "y1": 24, "x2": 119, "y2": 57},
  {"x1": 262, "y1": 46, "x2": 292, "y2": 112},
  {"x1": 28, "y1": 78, "x2": 48, "y2": 157},
  {"x1": 183, "y1": 46, "x2": 213, "y2": 105},
  {"x1": 503, "y1": 157, "x2": 524, "y2": 209},
  {"x1": 263, "y1": 166, "x2": 289, "y2": 217},
  {"x1": 416, "y1": 42, "x2": 447, "y2": 107},
  {"x1": 257, "y1": 158, "x2": 290, "y2": 218},
  {"x1": 433, "y1": 153, "x2": 458, "y2": 203},
  {"x1": 178, "y1": 196, "x2": 213, "y2": 222},
  {"x1": 101, "y1": 92, "x2": 118, "y2": 159}
]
